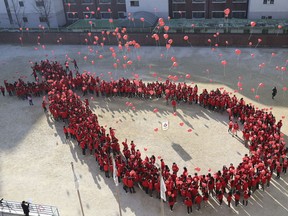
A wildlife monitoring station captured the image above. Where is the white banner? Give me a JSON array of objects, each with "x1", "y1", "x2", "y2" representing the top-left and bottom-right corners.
[
  {"x1": 112, "y1": 157, "x2": 119, "y2": 186},
  {"x1": 160, "y1": 175, "x2": 167, "y2": 201}
]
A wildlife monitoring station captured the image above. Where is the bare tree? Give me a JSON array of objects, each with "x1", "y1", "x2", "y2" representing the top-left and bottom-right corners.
[
  {"x1": 10, "y1": 0, "x2": 24, "y2": 28},
  {"x1": 33, "y1": 0, "x2": 52, "y2": 29}
]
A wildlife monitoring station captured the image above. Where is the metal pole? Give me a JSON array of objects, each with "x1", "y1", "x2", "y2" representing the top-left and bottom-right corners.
[
  {"x1": 160, "y1": 168, "x2": 165, "y2": 216},
  {"x1": 115, "y1": 186, "x2": 123, "y2": 216},
  {"x1": 111, "y1": 153, "x2": 123, "y2": 216},
  {"x1": 71, "y1": 162, "x2": 85, "y2": 216},
  {"x1": 160, "y1": 197, "x2": 164, "y2": 216}
]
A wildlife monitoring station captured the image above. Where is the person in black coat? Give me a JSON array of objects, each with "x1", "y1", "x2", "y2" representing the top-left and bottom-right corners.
[
  {"x1": 272, "y1": 87, "x2": 277, "y2": 99},
  {"x1": 21, "y1": 201, "x2": 30, "y2": 216}
]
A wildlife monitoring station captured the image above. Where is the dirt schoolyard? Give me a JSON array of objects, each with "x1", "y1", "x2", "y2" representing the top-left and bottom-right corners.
[{"x1": 0, "y1": 44, "x2": 287, "y2": 216}]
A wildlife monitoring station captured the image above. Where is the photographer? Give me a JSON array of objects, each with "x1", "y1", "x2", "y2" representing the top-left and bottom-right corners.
[{"x1": 21, "y1": 201, "x2": 30, "y2": 216}]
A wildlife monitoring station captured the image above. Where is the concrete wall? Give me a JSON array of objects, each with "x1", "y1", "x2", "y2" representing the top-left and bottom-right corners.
[
  {"x1": 125, "y1": 0, "x2": 168, "y2": 18},
  {"x1": 248, "y1": 0, "x2": 288, "y2": 19},
  {"x1": 0, "y1": 31, "x2": 287, "y2": 47}
]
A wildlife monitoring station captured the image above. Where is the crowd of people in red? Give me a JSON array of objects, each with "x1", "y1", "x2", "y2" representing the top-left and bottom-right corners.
[{"x1": 2, "y1": 59, "x2": 287, "y2": 214}]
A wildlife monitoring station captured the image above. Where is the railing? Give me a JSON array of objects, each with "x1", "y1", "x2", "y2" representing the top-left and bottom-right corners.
[
  {"x1": 0, "y1": 200, "x2": 60, "y2": 216},
  {"x1": 0, "y1": 19, "x2": 287, "y2": 34}
]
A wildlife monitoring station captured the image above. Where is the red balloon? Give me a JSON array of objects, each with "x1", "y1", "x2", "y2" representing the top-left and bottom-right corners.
[
  {"x1": 250, "y1": 21, "x2": 256, "y2": 27},
  {"x1": 221, "y1": 60, "x2": 227, "y2": 66},
  {"x1": 183, "y1": 36, "x2": 188, "y2": 41},
  {"x1": 172, "y1": 62, "x2": 178, "y2": 67},
  {"x1": 171, "y1": 56, "x2": 176, "y2": 62},
  {"x1": 235, "y1": 49, "x2": 241, "y2": 55},
  {"x1": 164, "y1": 26, "x2": 169, "y2": 32},
  {"x1": 185, "y1": 74, "x2": 191, "y2": 79},
  {"x1": 224, "y1": 8, "x2": 230, "y2": 15}
]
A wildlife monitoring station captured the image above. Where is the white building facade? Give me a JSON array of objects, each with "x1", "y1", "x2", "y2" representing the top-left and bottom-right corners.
[
  {"x1": 0, "y1": 0, "x2": 66, "y2": 29},
  {"x1": 248, "y1": 0, "x2": 288, "y2": 19},
  {"x1": 125, "y1": 0, "x2": 169, "y2": 18}
]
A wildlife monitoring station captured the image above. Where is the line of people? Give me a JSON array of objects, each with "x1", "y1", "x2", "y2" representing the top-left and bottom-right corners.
[{"x1": 3, "y1": 59, "x2": 287, "y2": 213}]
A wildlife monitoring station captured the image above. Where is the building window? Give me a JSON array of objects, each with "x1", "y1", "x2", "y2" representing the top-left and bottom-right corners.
[
  {"x1": 99, "y1": 0, "x2": 111, "y2": 3},
  {"x1": 82, "y1": 0, "x2": 92, "y2": 3},
  {"x1": 19, "y1": 1, "x2": 24, "y2": 7},
  {"x1": 36, "y1": 0, "x2": 44, "y2": 7},
  {"x1": 212, "y1": 11, "x2": 224, "y2": 18},
  {"x1": 23, "y1": 17, "x2": 28, "y2": 22},
  {"x1": 212, "y1": 0, "x2": 226, "y2": 3},
  {"x1": 117, "y1": 0, "x2": 125, "y2": 3},
  {"x1": 64, "y1": 0, "x2": 76, "y2": 3},
  {"x1": 130, "y1": 1, "x2": 139, "y2": 6},
  {"x1": 39, "y1": 16, "x2": 48, "y2": 22},
  {"x1": 67, "y1": 12, "x2": 78, "y2": 19},
  {"x1": 263, "y1": 0, "x2": 274, "y2": 4},
  {"x1": 118, "y1": 12, "x2": 126, "y2": 18},
  {"x1": 232, "y1": 11, "x2": 246, "y2": 19},
  {"x1": 173, "y1": 11, "x2": 186, "y2": 19},
  {"x1": 192, "y1": 0, "x2": 205, "y2": 3},
  {"x1": 192, "y1": 11, "x2": 205, "y2": 18},
  {"x1": 101, "y1": 12, "x2": 112, "y2": 19},
  {"x1": 232, "y1": 0, "x2": 247, "y2": 2},
  {"x1": 173, "y1": 0, "x2": 185, "y2": 3}
]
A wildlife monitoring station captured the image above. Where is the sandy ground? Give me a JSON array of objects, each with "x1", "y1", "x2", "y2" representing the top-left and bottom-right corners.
[{"x1": 0, "y1": 44, "x2": 287, "y2": 216}]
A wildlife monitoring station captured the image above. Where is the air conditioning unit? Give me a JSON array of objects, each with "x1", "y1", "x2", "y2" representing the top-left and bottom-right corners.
[{"x1": 219, "y1": 24, "x2": 224, "y2": 27}]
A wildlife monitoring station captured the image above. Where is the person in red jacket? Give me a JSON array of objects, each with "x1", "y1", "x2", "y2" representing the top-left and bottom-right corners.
[
  {"x1": 184, "y1": 197, "x2": 193, "y2": 214},
  {"x1": 168, "y1": 194, "x2": 175, "y2": 212},
  {"x1": 172, "y1": 162, "x2": 179, "y2": 175},
  {"x1": 227, "y1": 191, "x2": 232, "y2": 207},
  {"x1": 283, "y1": 159, "x2": 288, "y2": 174},
  {"x1": 0, "y1": 86, "x2": 5, "y2": 96},
  {"x1": 233, "y1": 121, "x2": 239, "y2": 137},
  {"x1": 63, "y1": 126, "x2": 69, "y2": 139},
  {"x1": 276, "y1": 164, "x2": 282, "y2": 179},
  {"x1": 217, "y1": 191, "x2": 223, "y2": 205},
  {"x1": 195, "y1": 193, "x2": 202, "y2": 210},
  {"x1": 148, "y1": 179, "x2": 154, "y2": 197},
  {"x1": 42, "y1": 100, "x2": 47, "y2": 112},
  {"x1": 103, "y1": 161, "x2": 110, "y2": 178},
  {"x1": 127, "y1": 176, "x2": 136, "y2": 193},
  {"x1": 171, "y1": 99, "x2": 177, "y2": 113},
  {"x1": 242, "y1": 190, "x2": 250, "y2": 206},
  {"x1": 234, "y1": 190, "x2": 241, "y2": 207},
  {"x1": 122, "y1": 175, "x2": 129, "y2": 193}
]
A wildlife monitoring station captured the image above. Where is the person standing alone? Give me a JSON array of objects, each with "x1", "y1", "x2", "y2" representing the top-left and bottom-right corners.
[
  {"x1": 272, "y1": 87, "x2": 277, "y2": 99},
  {"x1": 21, "y1": 201, "x2": 30, "y2": 216},
  {"x1": 27, "y1": 95, "x2": 33, "y2": 106}
]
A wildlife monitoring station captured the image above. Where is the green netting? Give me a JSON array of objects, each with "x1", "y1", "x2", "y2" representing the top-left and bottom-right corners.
[
  {"x1": 165, "y1": 18, "x2": 288, "y2": 29},
  {"x1": 67, "y1": 19, "x2": 117, "y2": 30}
]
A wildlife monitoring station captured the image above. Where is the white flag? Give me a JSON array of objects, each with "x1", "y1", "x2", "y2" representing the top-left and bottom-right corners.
[
  {"x1": 160, "y1": 174, "x2": 167, "y2": 201},
  {"x1": 112, "y1": 157, "x2": 119, "y2": 186}
]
